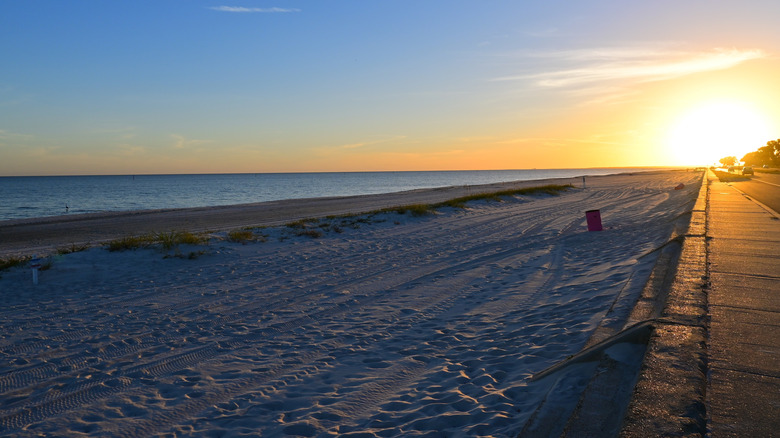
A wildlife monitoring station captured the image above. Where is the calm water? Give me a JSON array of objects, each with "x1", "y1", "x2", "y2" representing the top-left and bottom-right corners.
[{"x1": 0, "y1": 169, "x2": 663, "y2": 221}]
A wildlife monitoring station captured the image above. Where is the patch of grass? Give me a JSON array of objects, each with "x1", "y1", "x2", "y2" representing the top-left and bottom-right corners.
[
  {"x1": 285, "y1": 218, "x2": 327, "y2": 238},
  {"x1": 352, "y1": 184, "x2": 574, "y2": 221},
  {"x1": 251, "y1": 183, "x2": 574, "y2": 242},
  {"x1": 434, "y1": 184, "x2": 573, "y2": 209},
  {"x1": 105, "y1": 235, "x2": 156, "y2": 252},
  {"x1": 156, "y1": 231, "x2": 207, "y2": 250},
  {"x1": 296, "y1": 229, "x2": 324, "y2": 238},
  {"x1": 106, "y1": 231, "x2": 209, "y2": 252},
  {"x1": 713, "y1": 170, "x2": 751, "y2": 182},
  {"x1": 227, "y1": 229, "x2": 260, "y2": 244},
  {"x1": 0, "y1": 256, "x2": 31, "y2": 272},
  {"x1": 380, "y1": 204, "x2": 436, "y2": 217},
  {"x1": 56, "y1": 242, "x2": 90, "y2": 255},
  {"x1": 286, "y1": 218, "x2": 319, "y2": 229}
]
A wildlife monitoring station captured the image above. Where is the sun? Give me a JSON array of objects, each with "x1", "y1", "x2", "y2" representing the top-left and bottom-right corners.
[{"x1": 666, "y1": 100, "x2": 774, "y2": 166}]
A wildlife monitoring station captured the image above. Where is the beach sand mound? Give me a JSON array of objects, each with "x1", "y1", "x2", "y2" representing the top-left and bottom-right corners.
[{"x1": 0, "y1": 171, "x2": 701, "y2": 437}]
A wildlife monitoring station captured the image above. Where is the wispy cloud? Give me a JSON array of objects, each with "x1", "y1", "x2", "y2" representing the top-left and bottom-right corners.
[
  {"x1": 171, "y1": 134, "x2": 213, "y2": 150},
  {"x1": 0, "y1": 129, "x2": 34, "y2": 146},
  {"x1": 495, "y1": 47, "x2": 765, "y2": 87},
  {"x1": 333, "y1": 136, "x2": 408, "y2": 150},
  {"x1": 209, "y1": 6, "x2": 301, "y2": 13}
]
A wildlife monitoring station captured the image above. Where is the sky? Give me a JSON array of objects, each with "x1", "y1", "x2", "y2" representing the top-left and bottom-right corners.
[{"x1": 2, "y1": 0, "x2": 780, "y2": 176}]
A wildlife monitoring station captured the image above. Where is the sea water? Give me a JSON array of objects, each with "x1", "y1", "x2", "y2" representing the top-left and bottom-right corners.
[{"x1": 0, "y1": 169, "x2": 664, "y2": 221}]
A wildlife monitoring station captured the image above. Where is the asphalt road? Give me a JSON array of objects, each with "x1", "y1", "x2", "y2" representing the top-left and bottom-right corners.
[{"x1": 730, "y1": 172, "x2": 780, "y2": 215}]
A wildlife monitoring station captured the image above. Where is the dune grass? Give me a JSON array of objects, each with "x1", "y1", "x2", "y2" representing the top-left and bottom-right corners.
[
  {"x1": 435, "y1": 184, "x2": 573, "y2": 209},
  {"x1": 371, "y1": 185, "x2": 572, "y2": 217},
  {"x1": 1, "y1": 183, "x2": 574, "y2": 272},
  {"x1": 94, "y1": 184, "x2": 574, "y2": 247},
  {"x1": 56, "y1": 243, "x2": 90, "y2": 255},
  {"x1": 106, "y1": 231, "x2": 208, "y2": 252},
  {"x1": 227, "y1": 229, "x2": 258, "y2": 243},
  {"x1": 0, "y1": 256, "x2": 32, "y2": 272},
  {"x1": 379, "y1": 204, "x2": 436, "y2": 217}
]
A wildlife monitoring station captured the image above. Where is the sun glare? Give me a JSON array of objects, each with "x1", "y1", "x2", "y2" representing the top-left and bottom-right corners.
[{"x1": 666, "y1": 101, "x2": 773, "y2": 166}]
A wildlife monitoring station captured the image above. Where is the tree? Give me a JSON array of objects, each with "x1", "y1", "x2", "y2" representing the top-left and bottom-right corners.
[
  {"x1": 719, "y1": 156, "x2": 738, "y2": 167},
  {"x1": 768, "y1": 139, "x2": 780, "y2": 166},
  {"x1": 741, "y1": 139, "x2": 780, "y2": 167},
  {"x1": 741, "y1": 151, "x2": 765, "y2": 167}
]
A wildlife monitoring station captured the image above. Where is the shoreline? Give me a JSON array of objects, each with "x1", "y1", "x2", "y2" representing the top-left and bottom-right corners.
[{"x1": 0, "y1": 170, "x2": 684, "y2": 258}]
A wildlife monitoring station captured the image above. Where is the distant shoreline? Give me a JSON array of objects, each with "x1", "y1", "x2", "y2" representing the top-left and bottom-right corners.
[
  {"x1": 0, "y1": 170, "x2": 688, "y2": 258},
  {"x1": 0, "y1": 168, "x2": 681, "y2": 223}
]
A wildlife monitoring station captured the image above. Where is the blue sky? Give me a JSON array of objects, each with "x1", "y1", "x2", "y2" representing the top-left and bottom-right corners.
[{"x1": 2, "y1": 1, "x2": 779, "y2": 175}]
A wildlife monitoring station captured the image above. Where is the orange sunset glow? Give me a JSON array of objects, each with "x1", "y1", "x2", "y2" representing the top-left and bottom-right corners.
[{"x1": 2, "y1": 2, "x2": 779, "y2": 175}]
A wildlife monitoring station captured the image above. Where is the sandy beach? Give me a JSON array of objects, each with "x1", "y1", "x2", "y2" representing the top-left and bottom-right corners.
[
  {"x1": 0, "y1": 170, "x2": 702, "y2": 437},
  {"x1": 2, "y1": 174, "x2": 619, "y2": 259}
]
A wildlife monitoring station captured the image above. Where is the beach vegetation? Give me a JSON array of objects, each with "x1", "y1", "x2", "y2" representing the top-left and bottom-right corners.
[
  {"x1": 105, "y1": 235, "x2": 156, "y2": 251},
  {"x1": 0, "y1": 256, "x2": 31, "y2": 272},
  {"x1": 436, "y1": 184, "x2": 573, "y2": 209},
  {"x1": 105, "y1": 231, "x2": 209, "y2": 252},
  {"x1": 285, "y1": 218, "x2": 327, "y2": 238},
  {"x1": 286, "y1": 218, "x2": 319, "y2": 229},
  {"x1": 296, "y1": 229, "x2": 324, "y2": 238},
  {"x1": 239, "y1": 183, "x2": 573, "y2": 242},
  {"x1": 56, "y1": 243, "x2": 90, "y2": 255},
  {"x1": 227, "y1": 229, "x2": 264, "y2": 244},
  {"x1": 376, "y1": 204, "x2": 435, "y2": 216},
  {"x1": 156, "y1": 231, "x2": 207, "y2": 250}
]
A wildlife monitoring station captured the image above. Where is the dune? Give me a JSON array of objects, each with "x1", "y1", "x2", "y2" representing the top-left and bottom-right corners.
[{"x1": 0, "y1": 170, "x2": 702, "y2": 437}]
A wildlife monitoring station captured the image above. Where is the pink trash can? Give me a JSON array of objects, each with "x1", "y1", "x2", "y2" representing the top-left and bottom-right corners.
[{"x1": 586, "y1": 209, "x2": 603, "y2": 232}]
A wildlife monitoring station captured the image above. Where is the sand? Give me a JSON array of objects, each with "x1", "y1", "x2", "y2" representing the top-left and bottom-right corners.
[
  {"x1": 0, "y1": 170, "x2": 702, "y2": 437},
  {"x1": 0, "y1": 175, "x2": 588, "y2": 259}
]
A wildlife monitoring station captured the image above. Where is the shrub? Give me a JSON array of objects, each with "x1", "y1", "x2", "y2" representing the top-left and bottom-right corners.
[
  {"x1": 0, "y1": 256, "x2": 31, "y2": 272},
  {"x1": 156, "y1": 231, "x2": 207, "y2": 250},
  {"x1": 296, "y1": 229, "x2": 323, "y2": 238},
  {"x1": 106, "y1": 231, "x2": 208, "y2": 252},
  {"x1": 380, "y1": 204, "x2": 435, "y2": 216},
  {"x1": 286, "y1": 218, "x2": 319, "y2": 229},
  {"x1": 227, "y1": 229, "x2": 257, "y2": 243},
  {"x1": 435, "y1": 184, "x2": 572, "y2": 209},
  {"x1": 106, "y1": 235, "x2": 155, "y2": 252},
  {"x1": 56, "y1": 243, "x2": 90, "y2": 255}
]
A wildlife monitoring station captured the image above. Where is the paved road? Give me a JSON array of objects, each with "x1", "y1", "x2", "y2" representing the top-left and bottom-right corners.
[{"x1": 730, "y1": 172, "x2": 780, "y2": 214}]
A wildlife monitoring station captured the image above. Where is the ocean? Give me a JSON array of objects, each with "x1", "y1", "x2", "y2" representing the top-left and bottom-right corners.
[{"x1": 0, "y1": 168, "x2": 665, "y2": 221}]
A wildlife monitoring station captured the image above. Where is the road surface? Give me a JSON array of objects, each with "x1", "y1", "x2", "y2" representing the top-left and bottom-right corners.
[{"x1": 730, "y1": 171, "x2": 780, "y2": 215}]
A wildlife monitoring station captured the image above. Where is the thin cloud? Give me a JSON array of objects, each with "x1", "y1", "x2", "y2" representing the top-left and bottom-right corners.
[
  {"x1": 495, "y1": 47, "x2": 765, "y2": 87},
  {"x1": 209, "y1": 6, "x2": 301, "y2": 13},
  {"x1": 334, "y1": 136, "x2": 408, "y2": 150},
  {"x1": 171, "y1": 134, "x2": 213, "y2": 150}
]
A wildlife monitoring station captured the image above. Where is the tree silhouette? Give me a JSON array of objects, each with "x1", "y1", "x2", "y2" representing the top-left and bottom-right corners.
[
  {"x1": 719, "y1": 156, "x2": 738, "y2": 167},
  {"x1": 741, "y1": 139, "x2": 780, "y2": 167}
]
